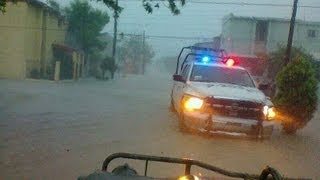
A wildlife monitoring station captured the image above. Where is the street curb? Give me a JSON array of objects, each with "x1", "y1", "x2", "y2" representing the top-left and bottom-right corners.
[{"x1": 25, "y1": 78, "x2": 76, "y2": 83}]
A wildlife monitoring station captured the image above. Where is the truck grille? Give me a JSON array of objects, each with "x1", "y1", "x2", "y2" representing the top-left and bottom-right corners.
[{"x1": 206, "y1": 98, "x2": 264, "y2": 120}]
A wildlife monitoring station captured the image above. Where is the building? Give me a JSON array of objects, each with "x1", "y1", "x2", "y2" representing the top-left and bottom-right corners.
[
  {"x1": 220, "y1": 14, "x2": 320, "y2": 60},
  {"x1": 0, "y1": 0, "x2": 82, "y2": 79}
]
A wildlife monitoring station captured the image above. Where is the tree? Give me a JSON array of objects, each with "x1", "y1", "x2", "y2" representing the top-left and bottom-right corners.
[
  {"x1": 47, "y1": 0, "x2": 60, "y2": 12},
  {"x1": 100, "y1": 56, "x2": 117, "y2": 79},
  {"x1": 0, "y1": 0, "x2": 17, "y2": 13},
  {"x1": 64, "y1": 0, "x2": 110, "y2": 75},
  {"x1": 266, "y1": 46, "x2": 318, "y2": 82},
  {"x1": 96, "y1": 0, "x2": 185, "y2": 15},
  {"x1": 272, "y1": 52, "x2": 318, "y2": 134},
  {"x1": 1, "y1": 0, "x2": 186, "y2": 14},
  {"x1": 118, "y1": 35, "x2": 155, "y2": 74}
]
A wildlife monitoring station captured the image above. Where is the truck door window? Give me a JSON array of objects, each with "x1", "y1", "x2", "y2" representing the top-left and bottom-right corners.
[{"x1": 181, "y1": 65, "x2": 190, "y2": 81}]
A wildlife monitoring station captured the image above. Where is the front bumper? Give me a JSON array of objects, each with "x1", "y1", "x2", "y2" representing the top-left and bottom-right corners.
[{"x1": 183, "y1": 111, "x2": 275, "y2": 136}]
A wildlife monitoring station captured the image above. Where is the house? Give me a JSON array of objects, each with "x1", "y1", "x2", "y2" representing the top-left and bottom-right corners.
[
  {"x1": 0, "y1": 0, "x2": 83, "y2": 80},
  {"x1": 220, "y1": 14, "x2": 320, "y2": 60}
]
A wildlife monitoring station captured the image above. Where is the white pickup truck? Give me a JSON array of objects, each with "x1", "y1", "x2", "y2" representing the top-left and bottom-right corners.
[{"x1": 170, "y1": 47, "x2": 276, "y2": 139}]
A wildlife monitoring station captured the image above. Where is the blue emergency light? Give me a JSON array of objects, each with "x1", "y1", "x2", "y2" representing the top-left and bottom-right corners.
[{"x1": 201, "y1": 56, "x2": 210, "y2": 63}]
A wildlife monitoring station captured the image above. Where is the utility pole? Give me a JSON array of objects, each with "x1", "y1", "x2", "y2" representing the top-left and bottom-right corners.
[
  {"x1": 112, "y1": 0, "x2": 119, "y2": 59},
  {"x1": 142, "y1": 31, "x2": 146, "y2": 75},
  {"x1": 111, "y1": 0, "x2": 119, "y2": 79},
  {"x1": 284, "y1": 0, "x2": 298, "y2": 65}
]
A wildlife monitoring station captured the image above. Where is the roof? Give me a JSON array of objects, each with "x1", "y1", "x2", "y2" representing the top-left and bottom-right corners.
[
  {"x1": 223, "y1": 13, "x2": 320, "y2": 26},
  {"x1": 14, "y1": 0, "x2": 65, "y2": 20}
]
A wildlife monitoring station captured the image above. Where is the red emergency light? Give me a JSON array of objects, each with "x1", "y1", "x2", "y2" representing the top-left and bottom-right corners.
[
  {"x1": 222, "y1": 56, "x2": 238, "y2": 67},
  {"x1": 225, "y1": 58, "x2": 235, "y2": 66}
]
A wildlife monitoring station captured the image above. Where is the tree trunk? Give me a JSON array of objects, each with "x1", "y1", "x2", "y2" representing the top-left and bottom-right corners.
[{"x1": 83, "y1": 50, "x2": 89, "y2": 77}]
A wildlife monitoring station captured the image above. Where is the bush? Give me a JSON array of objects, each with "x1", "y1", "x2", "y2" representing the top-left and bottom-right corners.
[
  {"x1": 100, "y1": 56, "x2": 117, "y2": 80},
  {"x1": 267, "y1": 46, "x2": 320, "y2": 81},
  {"x1": 310, "y1": 60, "x2": 320, "y2": 81},
  {"x1": 274, "y1": 56, "x2": 318, "y2": 134}
]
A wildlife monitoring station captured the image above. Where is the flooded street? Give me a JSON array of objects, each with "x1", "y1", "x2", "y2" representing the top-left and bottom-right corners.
[{"x1": 0, "y1": 66, "x2": 319, "y2": 179}]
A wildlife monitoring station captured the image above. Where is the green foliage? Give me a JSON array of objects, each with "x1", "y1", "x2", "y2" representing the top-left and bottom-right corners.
[
  {"x1": 88, "y1": 52, "x2": 103, "y2": 78},
  {"x1": 310, "y1": 59, "x2": 320, "y2": 81},
  {"x1": 274, "y1": 56, "x2": 318, "y2": 131},
  {"x1": 267, "y1": 46, "x2": 319, "y2": 81},
  {"x1": 1, "y1": 0, "x2": 17, "y2": 13},
  {"x1": 96, "y1": 0, "x2": 185, "y2": 15},
  {"x1": 100, "y1": 56, "x2": 117, "y2": 79},
  {"x1": 1, "y1": 0, "x2": 185, "y2": 15},
  {"x1": 0, "y1": 0, "x2": 6, "y2": 13},
  {"x1": 64, "y1": 0, "x2": 109, "y2": 53},
  {"x1": 96, "y1": 0, "x2": 123, "y2": 14},
  {"x1": 47, "y1": 0, "x2": 60, "y2": 12},
  {"x1": 141, "y1": 0, "x2": 185, "y2": 15}
]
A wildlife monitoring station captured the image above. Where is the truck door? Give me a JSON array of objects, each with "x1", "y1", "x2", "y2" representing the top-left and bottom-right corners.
[{"x1": 173, "y1": 64, "x2": 191, "y2": 111}]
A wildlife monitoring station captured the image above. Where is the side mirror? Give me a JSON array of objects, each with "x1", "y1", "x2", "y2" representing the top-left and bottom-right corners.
[
  {"x1": 258, "y1": 83, "x2": 269, "y2": 90},
  {"x1": 173, "y1": 74, "x2": 185, "y2": 83}
]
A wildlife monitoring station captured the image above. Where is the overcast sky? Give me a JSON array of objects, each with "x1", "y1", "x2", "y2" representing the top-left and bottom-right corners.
[{"x1": 43, "y1": 0, "x2": 320, "y2": 59}]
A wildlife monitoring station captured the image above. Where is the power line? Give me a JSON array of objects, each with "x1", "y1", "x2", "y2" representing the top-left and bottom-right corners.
[
  {"x1": 118, "y1": 0, "x2": 320, "y2": 9},
  {"x1": 117, "y1": 32, "x2": 212, "y2": 40},
  {"x1": 187, "y1": 0, "x2": 320, "y2": 9},
  {"x1": 2, "y1": 25, "x2": 317, "y2": 42},
  {"x1": 0, "y1": 25, "x2": 212, "y2": 40}
]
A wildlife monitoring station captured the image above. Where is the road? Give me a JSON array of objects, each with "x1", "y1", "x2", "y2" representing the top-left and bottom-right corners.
[{"x1": 0, "y1": 66, "x2": 319, "y2": 179}]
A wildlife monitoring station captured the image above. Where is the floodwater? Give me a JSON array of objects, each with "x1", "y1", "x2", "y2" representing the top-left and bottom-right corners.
[{"x1": 0, "y1": 65, "x2": 319, "y2": 179}]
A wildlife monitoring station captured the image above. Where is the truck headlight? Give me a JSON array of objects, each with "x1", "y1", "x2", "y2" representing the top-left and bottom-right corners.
[
  {"x1": 263, "y1": 106, "x2": 276, "y2": 119},
  {"x1": 184, "y1": 97, "x2": 204, "y2": 111}
]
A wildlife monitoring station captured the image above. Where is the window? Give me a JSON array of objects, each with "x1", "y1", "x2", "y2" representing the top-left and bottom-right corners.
[
  {"x1": 308, "y1": 29, "x2": 316, "y2": 38},
  {"x1": 190, "y1": 65, "x2": 255, "y2": 87},
  {"x1": 255, "y1": 21, "x2": 268, "y2": 41},
  {"x1": 181, "y1": 65, "x2": 191, "y2": 80}
]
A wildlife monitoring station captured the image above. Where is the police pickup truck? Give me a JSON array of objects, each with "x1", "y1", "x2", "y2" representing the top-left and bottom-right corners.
[{"x1": 170, "y1": 46, "x2": 276, "y2": 139}]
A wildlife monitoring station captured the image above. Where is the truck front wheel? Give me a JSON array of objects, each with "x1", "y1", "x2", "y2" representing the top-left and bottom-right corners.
[{"x1": 282, "y1": 123, "x2": 298, "y2": 134}]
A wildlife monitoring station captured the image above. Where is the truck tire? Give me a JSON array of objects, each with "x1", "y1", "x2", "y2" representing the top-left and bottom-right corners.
[{"x1": 282, "y1": 123, "x2": 298, "y2": 134}]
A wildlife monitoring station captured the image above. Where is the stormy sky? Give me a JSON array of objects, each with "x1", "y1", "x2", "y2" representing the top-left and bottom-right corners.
[{"x1": 42, "y1": 0, "x2": 320, "y2": 59}]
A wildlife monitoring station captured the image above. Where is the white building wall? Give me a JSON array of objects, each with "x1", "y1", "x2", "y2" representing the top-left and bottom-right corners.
[
  {"x1": 295, "y1": 23, "x2": 320, "y2": 59},
  {"x1": 221, "y1": 16, "x2": 320, "y2": 59},
  {"x1": 267, "y1": 21, "x2": 290, "y2": 52},
  {"x1": 221, "y1": 18, "x2": 256, "y2": 56}
]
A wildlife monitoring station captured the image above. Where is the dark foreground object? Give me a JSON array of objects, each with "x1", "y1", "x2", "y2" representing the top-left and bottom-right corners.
[{"x1": 79, "y1": 152, "x2": 311, "y2": 180}]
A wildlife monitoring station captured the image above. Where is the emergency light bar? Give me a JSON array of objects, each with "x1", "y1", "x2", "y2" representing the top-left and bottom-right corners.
[
  {"x1": 222, "y1": 56, "x2": 238, "y2": 67},
  {"x1": 176, "y1": 46, "x2": 227, "y2": 74}
]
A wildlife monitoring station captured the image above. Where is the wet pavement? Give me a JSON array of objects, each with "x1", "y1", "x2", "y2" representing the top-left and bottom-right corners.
[{"x1": 0, "y1": 67, "x2": 319, "y2": 179}]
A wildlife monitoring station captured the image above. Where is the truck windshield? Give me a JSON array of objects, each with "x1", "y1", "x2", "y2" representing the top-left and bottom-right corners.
[{"x1": 190, "y1": 65, "x2": 255, "y2": 87}]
